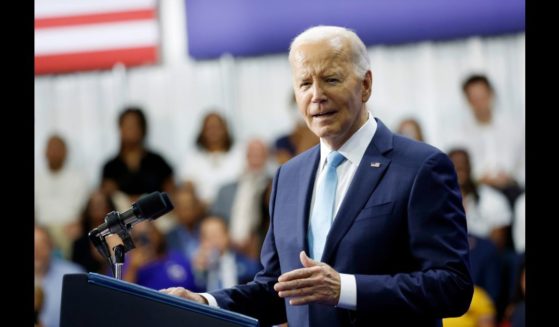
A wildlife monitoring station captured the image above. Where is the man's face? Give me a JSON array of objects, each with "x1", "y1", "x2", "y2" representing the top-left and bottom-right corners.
[
  {"x1": 246, "y1": 140, "x2": 268, "y2": 172},
  {"x1": 45, "y1": 137, "x2": 66, "y2": 170},
  {"x1": 290, "y1": 39, "x2": 371, "y2": 149},
  {"x1": 200, "y1": 219, "x2": 229, "y2": 254},
  {"x1": 465, "y1": 82, "x2": 493, "y2": 120},
  {"x1": 174, "y1": 190, "x2": 200, "y2": 225}
]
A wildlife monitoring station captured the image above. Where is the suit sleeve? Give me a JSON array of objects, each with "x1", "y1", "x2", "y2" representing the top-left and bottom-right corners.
[
  {"x1": 209, "y1": 167, "x2": 287, "y2": 326},
  {"x1": 354, "y1": 152, "x2": 474, "y2": 317}
]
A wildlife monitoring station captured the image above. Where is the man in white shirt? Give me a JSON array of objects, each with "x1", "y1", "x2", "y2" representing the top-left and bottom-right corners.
[
  {"x1": 35, "y1": 135, "x2": 88, "y2": 258},
  {"x1": 451, "y1": 75, "x2": 525, "y2": 206}
]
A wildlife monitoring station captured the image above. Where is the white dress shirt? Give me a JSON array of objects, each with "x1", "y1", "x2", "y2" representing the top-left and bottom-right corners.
[
  {"x1": 311, "y1": 112, "x2": 377, "y2": 310},
  {"x1": 202, "y1": 112, "x2": 378, "y2": 311}
]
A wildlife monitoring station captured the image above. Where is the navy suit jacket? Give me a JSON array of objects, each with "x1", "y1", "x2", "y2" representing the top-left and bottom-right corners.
[{"x1": 211, "y1": 119, "x2": 473, "y2": 326}]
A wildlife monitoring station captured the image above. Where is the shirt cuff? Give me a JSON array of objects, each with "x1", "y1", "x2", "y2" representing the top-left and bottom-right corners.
[
  {"x1": 336, "y1": 273, "x2": 357, "y2": 310},
  {"x1": 199, "y1": 293, "x2": 219, "y2": 308}
]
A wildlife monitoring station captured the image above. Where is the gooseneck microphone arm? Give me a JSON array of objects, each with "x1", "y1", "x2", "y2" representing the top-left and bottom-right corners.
[{"x1": 88, "y1": 191, "x2": 174, "y2": 279}]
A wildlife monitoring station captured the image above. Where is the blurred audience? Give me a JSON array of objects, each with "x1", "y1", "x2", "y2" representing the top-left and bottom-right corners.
[
  {"x1": 450, "y1": 74, "x2": 524, "y2": 206},
  {"x1": 212, "y1": 139, "x2": 272, "y2": 259},
  {"x1": 123, "y1": 221, "x2": 198, "y2": 291},
  {"x1": 35, "y1": 225, "x2": 84, "y2": 327},
  {"x1": 469, "y1": 235, "x2": 502, "y2": 309},
  {"x1": 178, "y1": 111, "x2": 243, "y2": 205},
  {"x1": 449, "y1": 148, "x2": 512, "y2": 250},
  {"x1": 71, "y1": 189, "x2": 116, "y2": 273},
  {"x1": 166, "y1": 182, "x2": 207, "y2": 261},
  {"x1": 396, "y1": 117, "x2": 425, "y2": 142},
  {"x1": 35, "y1": 134, "x2": 88, "y2": 258},
  {"x1": 101, "y1": 106, "x2": 174, "y2": 203},
  {"x1": 273, "y1": 93, "x2": 318, "y2": 165},
  {"x1": 192, "y1": 216, "x2": 261, "y2": 292}
]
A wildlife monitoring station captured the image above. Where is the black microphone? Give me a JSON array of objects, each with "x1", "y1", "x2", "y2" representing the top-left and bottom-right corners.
[{"x1": 90, "y1": 191, "x2": 174, "y2": 238}]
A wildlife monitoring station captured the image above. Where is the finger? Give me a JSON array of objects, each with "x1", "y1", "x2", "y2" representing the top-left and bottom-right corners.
[
  {"x1": 300, "y1": 251, "x2": 318, "y2": 268},
  {"x1": 277, "y1": 286, "x2": 314, "y2": 298},
  {"x1": 278, "y1": 266, "x2": 319, "y2": 282},
  {"x1": 166, "y1": 287, "x2": 190, "y2": 299},
  {"x1": 289, "y1": 295, "x2": 318, "y2": 306},
  {"x1": 159, "y1": 287, "x2": 174, "y2": 294},
  {"x1": 274, "y1": 278, "x2": 317, "y2": 292}
]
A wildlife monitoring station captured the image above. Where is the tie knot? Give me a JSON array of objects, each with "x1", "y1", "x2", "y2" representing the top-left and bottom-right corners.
[{"x1": 326, "y1": 151, "x2": 346, "y2": 169}]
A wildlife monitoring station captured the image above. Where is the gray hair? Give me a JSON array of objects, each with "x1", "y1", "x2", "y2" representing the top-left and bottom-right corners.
[{"x1": 289, "y1": 25, "x2": 370, "y2": 78}]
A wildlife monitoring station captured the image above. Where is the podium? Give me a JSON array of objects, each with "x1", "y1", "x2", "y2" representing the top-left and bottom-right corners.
[{"x1": 60, "y1": 273, "x2": 259, "y2": 327}]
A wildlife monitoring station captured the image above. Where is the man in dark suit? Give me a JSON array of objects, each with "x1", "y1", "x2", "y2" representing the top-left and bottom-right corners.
[{"x1": 162, "y1": 25, "x2": 473, "y2": 326}]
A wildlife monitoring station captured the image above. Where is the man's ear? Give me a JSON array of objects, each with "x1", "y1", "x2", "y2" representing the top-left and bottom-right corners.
[{"x1": 362, "y1": 70, "x2": 372, "y2": 103}]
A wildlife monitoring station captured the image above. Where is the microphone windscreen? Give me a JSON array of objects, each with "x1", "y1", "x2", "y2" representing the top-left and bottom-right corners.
[{"x1": 135, "y1": 192, "x2": 174, "y2": 220}]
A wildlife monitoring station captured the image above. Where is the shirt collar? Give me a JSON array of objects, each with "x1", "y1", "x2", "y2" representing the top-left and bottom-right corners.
[{"x1": 318, "y1": 111, "x2": 377, "y2": 169}]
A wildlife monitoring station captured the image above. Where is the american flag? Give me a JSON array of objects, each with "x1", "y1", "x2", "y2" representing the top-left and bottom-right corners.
[{"x1": 35, "y1": 0, "x2": 160, "y2": 75}]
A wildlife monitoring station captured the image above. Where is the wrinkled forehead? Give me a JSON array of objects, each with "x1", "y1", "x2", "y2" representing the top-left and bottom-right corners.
[{"x1": 289, "y1": 39, "x2": 352, "y2": 75}]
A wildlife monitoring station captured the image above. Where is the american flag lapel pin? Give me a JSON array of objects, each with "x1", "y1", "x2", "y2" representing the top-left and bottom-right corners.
[{"x1": 370, "y1": 162, "x2": 381, "y2": 168}]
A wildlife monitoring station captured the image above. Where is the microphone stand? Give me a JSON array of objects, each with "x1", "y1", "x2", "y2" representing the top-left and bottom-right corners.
[
  {"x1": 113, "y1": 244, "x2": 126, "y2": 280},
  {"x1": 88, "y1": 211, "x2": 137, "y2": 279}
]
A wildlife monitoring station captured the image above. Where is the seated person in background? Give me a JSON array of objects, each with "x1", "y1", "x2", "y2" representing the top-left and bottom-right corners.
[
  {"x1": 166, "y1": 182, "x2": 207, "y2": 261},
  {"x1": 192, "y1": 216, "x2": 261, "y2": 292},
  {"x1": 396, "y1": 117, "x2": 425, "y2": 142},
  {"x1": 212, "y1": 139, "x2": 272, "y2": 259},
  {"x1": 178, "y1": 111, "x2": 244, "y2": 205},
  {"x1": 35, "y1": 225, "x2": 84, "y2": 327},
  {"x1": 102, "y1": 106, "x2": 174, "y2": 203},
  {"x1": 453, "y1": 74, "x2": 524, "y2": 206},
  {"x1": 449, "y1": 148, "x2": 512, "y2": 250},
  {"x1": 35, "y1": 134, "x2": 88, "y2": 258},
  {"x1": 123, "y1": 221, "x2": 198, "y2": 291},
  {"x1": 273, "y1": 92, "x2": 319, "y2": 165}
]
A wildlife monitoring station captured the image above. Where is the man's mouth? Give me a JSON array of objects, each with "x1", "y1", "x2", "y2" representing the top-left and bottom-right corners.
[{"x1": 312, "y1": 110, "x2": 337, "y2": 118}]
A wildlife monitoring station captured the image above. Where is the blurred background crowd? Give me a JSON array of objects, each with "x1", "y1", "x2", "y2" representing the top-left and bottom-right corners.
[{"x1": 34, "y1": 1, "x2": 525, "y2": 326}]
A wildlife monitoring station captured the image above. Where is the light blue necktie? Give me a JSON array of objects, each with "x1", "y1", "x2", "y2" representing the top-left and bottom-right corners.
[{"x1": 308, "y1": 151, "x2": 346, "y2": 261}]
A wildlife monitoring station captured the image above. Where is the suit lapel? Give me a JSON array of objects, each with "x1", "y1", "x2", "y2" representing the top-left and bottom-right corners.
[
  {"x1": 321, "y1": 119, "x2": 394, "y2": 263},
  {"x1": 296, "y1": 146, "x2": 321, "y2": 256}
]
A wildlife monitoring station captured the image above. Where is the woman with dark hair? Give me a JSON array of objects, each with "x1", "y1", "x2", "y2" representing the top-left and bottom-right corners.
[
  {"x1": 448, "y1": 148, "x2": 512, "y2": 250},
  {"x1": 178, "y1": 111, "x2": 243, "y2": 205},
  {"x1": 101, "y1": 106, "x2": 175, "y2": 201}
]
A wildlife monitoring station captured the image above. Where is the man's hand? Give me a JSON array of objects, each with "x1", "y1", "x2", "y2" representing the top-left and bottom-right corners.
[
  {"x1": 274, "y1": 251, "x2": 341, "y2": 306},
  {"x1": 159, "y1": 287, "x2": 208, "y2": 305}
]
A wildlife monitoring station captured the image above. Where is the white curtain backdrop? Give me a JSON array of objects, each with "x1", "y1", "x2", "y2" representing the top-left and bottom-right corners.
[{"x1": 34, "y1": 1, "x2": 525, "y2": 192}]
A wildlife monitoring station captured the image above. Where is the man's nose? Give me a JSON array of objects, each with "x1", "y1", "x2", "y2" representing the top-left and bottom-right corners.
[{"x1": 311, "y1": 82, "x2": 327, "y2": 103}]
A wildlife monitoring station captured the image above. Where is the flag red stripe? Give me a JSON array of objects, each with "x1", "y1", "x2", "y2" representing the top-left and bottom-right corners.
[
  {"x1": 35, "y1": 9, "x2": 156, "y2": 29},
  {"x1": 35, "y1": 46, "x2": 157, "y2": 75}
]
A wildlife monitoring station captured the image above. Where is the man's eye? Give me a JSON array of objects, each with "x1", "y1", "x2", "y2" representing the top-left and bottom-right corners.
[
  {"x1": 300, "y1": 82, "x2": 311, "y2": 88},
  {"x1": 326, "y1": 78, "x2": 339, "y2": 84}
]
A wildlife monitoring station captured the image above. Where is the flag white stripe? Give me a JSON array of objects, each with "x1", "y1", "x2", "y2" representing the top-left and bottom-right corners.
[
  {"x1": 35, "y1": 21, "x2": 158, "y2": 55},
  {"x1": 35, "y1": 0, "x2": 156, "y2": 18}
]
